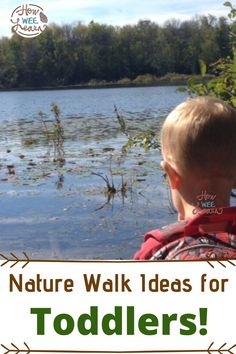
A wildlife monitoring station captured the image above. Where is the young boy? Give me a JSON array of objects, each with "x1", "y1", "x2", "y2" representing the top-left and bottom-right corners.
[{"x1": 134, "y1": 96, "x2": 236, "y2": 260}]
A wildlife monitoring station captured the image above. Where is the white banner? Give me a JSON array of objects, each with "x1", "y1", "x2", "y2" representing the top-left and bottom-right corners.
[{"x1": 0, "y1": 256, "x2": 235, "y2": 353}]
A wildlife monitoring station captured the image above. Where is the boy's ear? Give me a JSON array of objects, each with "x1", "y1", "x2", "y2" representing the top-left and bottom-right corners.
[{"x1": 162, "y1": 160, "x2": 180, "y2": 189}]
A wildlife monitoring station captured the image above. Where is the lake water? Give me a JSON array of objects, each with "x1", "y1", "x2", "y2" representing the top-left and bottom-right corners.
[{"x1": 0, "y1": 86, "x2": 187, "y2": 259}]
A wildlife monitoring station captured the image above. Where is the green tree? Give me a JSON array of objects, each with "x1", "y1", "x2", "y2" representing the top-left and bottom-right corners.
[
  {"x1": 0, "y1": 13, "x2": 233, "y2": 89},
  {"x1": 186, "y1": 2, "x2": 236, "y2": 107}
]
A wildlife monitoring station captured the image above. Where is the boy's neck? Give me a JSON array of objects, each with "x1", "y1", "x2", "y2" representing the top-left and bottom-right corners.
[
  {"x1": 178, "y1": 179, "x2": 233, "y2": 220},
  {"x1": 180, "y1": 198, "x2": 231, "y2": 221}
]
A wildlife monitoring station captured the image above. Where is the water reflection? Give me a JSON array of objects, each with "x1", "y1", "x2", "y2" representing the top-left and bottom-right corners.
[
  {"x1": 0, "y1": 87, "x2": 187, "y2": 259},
  {"x1": 55, "y1": 174, "x2": 64, "y2": 190}
]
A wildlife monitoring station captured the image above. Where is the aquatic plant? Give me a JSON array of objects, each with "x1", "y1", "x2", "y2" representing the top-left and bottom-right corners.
[
  {"x1": 114, "y1": 105, "x2": 160, "y2": 151},
  {"x1": 92, "y1": 172, "x2": 117, "y2": 195},
  {"x1": 38, "y1": 103, "x2": 65, "y2": 165},
  {"x1": 92, "y1": 169, "x2": 129, "y2": 211}
]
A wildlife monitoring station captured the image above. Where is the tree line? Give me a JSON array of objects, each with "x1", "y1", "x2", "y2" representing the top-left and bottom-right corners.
[{"x1": 0, "y1": 15, "x2": 234, "y2": 89}]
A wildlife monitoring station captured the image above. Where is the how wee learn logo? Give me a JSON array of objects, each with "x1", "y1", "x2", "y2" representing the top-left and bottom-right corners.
[{"x1": 10, "y1": 4, "x2": 48, "y2": 38}]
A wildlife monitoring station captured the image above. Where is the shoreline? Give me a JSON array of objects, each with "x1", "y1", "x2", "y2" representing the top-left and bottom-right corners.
[
  {"x1": 0, "y1": 74, "x2": 211, "y2": 92},
  {"x1": 0, "y1": 82, "x2": 186, "y2": 93}
]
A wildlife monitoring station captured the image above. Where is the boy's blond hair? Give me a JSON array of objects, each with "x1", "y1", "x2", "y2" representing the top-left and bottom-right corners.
[{"x1": 161, "y1": 96, "x2": 236, "y2": 178}]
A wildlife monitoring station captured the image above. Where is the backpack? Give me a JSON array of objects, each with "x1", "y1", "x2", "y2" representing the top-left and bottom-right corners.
[{"x1": 150, "y1": 207, "x2": 236, "y2": 260}]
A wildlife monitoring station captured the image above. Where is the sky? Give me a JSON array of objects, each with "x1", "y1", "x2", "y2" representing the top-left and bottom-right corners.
[{"x1": 1, "y1": 0, "x2": 230, "y2": 37}]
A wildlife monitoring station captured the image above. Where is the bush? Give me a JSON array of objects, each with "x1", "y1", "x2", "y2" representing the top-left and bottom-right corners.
[
  {"x1": 132, "y1": 74, "x2": 158, "y2": 84},
  {"x1": 117, "y1": 78, "x2": 132, "y2": 85}
]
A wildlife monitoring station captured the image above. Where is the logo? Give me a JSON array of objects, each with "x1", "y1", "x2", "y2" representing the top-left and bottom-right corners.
[{"x1": 10, "y1": 4, "x2": 48, "y2": 38}]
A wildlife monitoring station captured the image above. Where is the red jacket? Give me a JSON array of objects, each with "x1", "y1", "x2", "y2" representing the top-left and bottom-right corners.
[{"x1": 134, "y1": 207, "x2": 236, "y2": 260}]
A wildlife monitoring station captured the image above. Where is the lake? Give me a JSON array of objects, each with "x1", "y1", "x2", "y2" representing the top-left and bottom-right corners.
[{"x1": 0, "y1": 86, "x2": 187, "y2": 259}]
